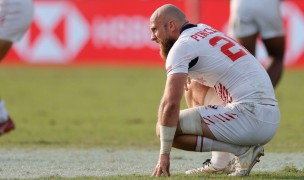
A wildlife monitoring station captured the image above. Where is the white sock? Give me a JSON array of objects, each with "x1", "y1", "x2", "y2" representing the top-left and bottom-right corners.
[
  {"x1": 0, "y1": 100, "x2": 9, "y2": 123},
  {"x1": 196, "y1": 137, "x2": 231, "y2": 168},
  {"x1": 195, "y1": 136, "x2": 203, "y2": 152},
  {"x1": 200, "y1": 137, "x2": 249, "y2": 156},
  {"x1": 211, "y1": 151, "x2": 231, "y2": 169},
  {"x1": 195, "y1": 136, "x2": 212, "y2": 152}
]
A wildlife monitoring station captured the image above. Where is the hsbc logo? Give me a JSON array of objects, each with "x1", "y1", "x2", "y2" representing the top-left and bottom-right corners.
[
  {"x1": 13, "y1": 1, "x2": 155, "y2": 64},
  {"x1": 14, "y1": 1, "x2": 90, "y2": 63}
]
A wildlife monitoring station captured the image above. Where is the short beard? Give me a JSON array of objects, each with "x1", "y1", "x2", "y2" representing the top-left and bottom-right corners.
[{"x1": 160, "y1": 38, "x2": 176, "y2": 60}]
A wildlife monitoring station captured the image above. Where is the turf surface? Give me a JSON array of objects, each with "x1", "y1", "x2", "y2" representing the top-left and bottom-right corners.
[{"x1": 0, "y1": 66, "x2": 303, "y2": 152}]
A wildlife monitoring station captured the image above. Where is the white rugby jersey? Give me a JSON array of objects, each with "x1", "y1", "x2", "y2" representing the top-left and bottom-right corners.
[{"x1": 166, "y1": 24, "x2": 277, "y2": 105}]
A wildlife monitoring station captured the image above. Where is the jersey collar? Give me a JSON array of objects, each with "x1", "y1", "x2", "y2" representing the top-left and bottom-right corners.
[{"x1": 180, "y1": 24, "x2": 197, "y2": 34}]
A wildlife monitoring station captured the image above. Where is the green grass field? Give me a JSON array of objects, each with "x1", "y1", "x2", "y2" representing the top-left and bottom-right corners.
[
  {"x1": 0, "y1": 66, "x2": 303, "y2": 151},
  {"x1": 0, "y1": 66, "x2": 304, "y2": 179},
  {"x1": 0, "y1": 66, "x2": 166, "y2": 149}
]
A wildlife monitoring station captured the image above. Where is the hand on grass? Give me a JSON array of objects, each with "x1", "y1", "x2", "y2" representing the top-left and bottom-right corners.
[{"x1": 152, "y1": 154, "x2": 170, "y2": 177}]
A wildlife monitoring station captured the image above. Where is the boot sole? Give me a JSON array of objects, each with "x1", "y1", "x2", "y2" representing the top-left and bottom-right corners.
[{"x1": 245, "y1": 146, "x2": 265, "y2": 176}]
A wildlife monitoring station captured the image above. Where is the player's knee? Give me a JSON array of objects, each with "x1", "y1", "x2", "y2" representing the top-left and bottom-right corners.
[
  {"x1": 264, "y1": 38, "x2": 285, "y2": 64},
  {"x1": 275, "y1": 56, "x2": 284, "y2": 64},
  {"x1": 270, "y1": 53, "x2": 284, "y2": 64},
  {"x1": 179, "y1": 108, "x2": 203, "y2": 136}
]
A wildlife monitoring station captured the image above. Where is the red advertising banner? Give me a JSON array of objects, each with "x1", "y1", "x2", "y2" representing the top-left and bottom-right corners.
[{"x1": 3, "y1": 0, "x2": 304, "y2": 68}]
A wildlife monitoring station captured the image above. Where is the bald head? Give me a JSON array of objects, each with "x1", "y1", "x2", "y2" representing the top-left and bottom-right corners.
[
  {"x1": 150, "y1": 4, "x2": 188, "y2": 28},
  {"x1": 150, "y1": 4, "x2": 189, "y2": 59}
]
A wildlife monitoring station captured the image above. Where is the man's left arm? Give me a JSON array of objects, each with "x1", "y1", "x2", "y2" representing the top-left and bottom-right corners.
[
  {"x1": 158, "y1": 73, "x2": 188, "y2": 126},
  {"x1": 152, "y1": 73, "x2": 188, "y2": 177}
]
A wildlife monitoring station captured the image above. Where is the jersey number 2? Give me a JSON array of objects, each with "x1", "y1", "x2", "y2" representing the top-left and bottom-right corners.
[{"x1": 209, "y1": 36, "x2": 246, "y2": 62}]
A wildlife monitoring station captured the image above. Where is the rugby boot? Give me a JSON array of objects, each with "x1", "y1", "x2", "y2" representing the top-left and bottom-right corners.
[
  {"x1": 229, "y1": 145, "x2": 264, "y2": 176},
  {"x1": 0, "y1": 116, "x2": 15, "y2": 135},
  {"x1": 186, "y1": 157, "x2": 236, "y2": 174}
]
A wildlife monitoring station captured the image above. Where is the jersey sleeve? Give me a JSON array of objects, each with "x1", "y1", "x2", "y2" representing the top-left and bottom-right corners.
[{"x1": 166, "y1": 41, "x2": 198, "y2": 76}]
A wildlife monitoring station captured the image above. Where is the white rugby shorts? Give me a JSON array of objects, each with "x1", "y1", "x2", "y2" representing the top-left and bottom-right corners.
[
  {"x1": 228, "y1": 0, "x2": 285, "y2": 39},
  {"x1": 0, "y1": 0, "x2": 34, "y2": 42},
  {"x1": 188, "y1": 102, "x2": 280, "y2": 146}
]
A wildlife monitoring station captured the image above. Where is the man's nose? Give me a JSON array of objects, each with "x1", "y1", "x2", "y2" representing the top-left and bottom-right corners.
[{"x1": 151, "y1": 34, "x2": 157, "y2": 42}]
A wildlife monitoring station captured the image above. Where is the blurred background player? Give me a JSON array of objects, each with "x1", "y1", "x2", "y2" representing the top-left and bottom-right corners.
[
  {"x1": 229, "y1": 0, "x2": 285, "y2": 88},
  {"x1": 0, "y1": 0, "x2": 34, "y2": 135},
  {"x1": 187, "y1": 0, "x2": 286, "y2": 174}
]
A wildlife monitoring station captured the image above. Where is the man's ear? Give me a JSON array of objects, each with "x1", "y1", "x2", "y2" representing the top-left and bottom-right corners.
[{"x1": 168, "y1": 20, "x2": 176, "y2": 32}]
